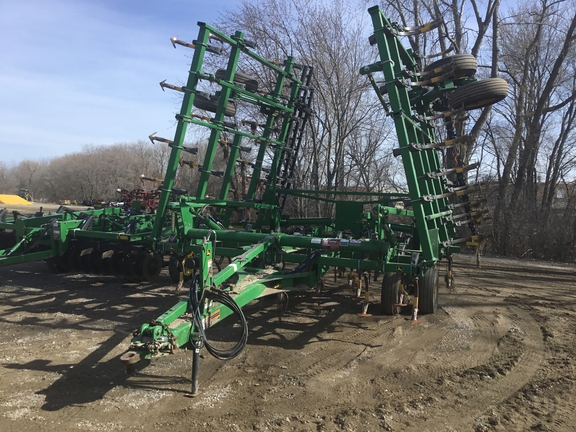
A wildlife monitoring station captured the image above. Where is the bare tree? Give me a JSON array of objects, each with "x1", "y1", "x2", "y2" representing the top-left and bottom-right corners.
[
  {"x1": 216, "y1": 0, "x2": 401, "y2": 217},
  {"x1": 492, "y1": 0, "x2": 576, "y2": 256}
]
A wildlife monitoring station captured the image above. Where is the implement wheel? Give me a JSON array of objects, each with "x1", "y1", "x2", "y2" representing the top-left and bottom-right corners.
[
  {"x1": 381, "y1": 272, "x2": 402, "y2": 315},
  {"x1": 449, "y1": 78, "x2": 508, "y2": 110},
  {"x1": 423, "y1": 54, "x2": 477, "y2": 81},
  {"x1": 419, "y1": 267, "x2": 439, "y2": 314},
  {"x1": 193, "y1": 94, "x2": 237, "y2": 117},
  {"x1": 215, "y1": 69, "x2": 259, "y2": 92}
]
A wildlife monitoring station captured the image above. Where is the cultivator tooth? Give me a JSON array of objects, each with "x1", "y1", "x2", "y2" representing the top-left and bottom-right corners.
[
  {"x1": 444, "y1": 209, "x2": 489, "y2": 222},
  {"x1": 368, "y1": 18, "x2": 441, "y2": 44},
  {"x1": 419, "y1": 183, "x2": 483, "y2": 203},
  {"x1": 169, "y1": 35, "x2": 194, "y2": 49},
  {"x1": 443, "y1": 235, "x2": 481, "y2": 247},
  {"x1": 171, "y1": 187, "x2": 188, "y2": 196},
  {"x1": 148, "y1": 132, "x2": 173, "y2": 145},
  {"x1": 241, "y1": 119, "x2": 260, "y2": 133},
  {"x1": 237, "y1": 159, "x2": 253, "y2": 168},
  {"x1": 466, "y1": 236, "x2": 484, "y2": 246},
  {"x1": 219, "y1": 139, "x2": 251, "y2": 153},
  {"x1": 393, "y1": 136, "x2": 471, "y2": 155},
  {"x1": 199, "y1": 168, "x2": 224, "y2": 178},
  {"x1": 140, "y1": 174, "x2": 163, "y2": 185},
  {"x1": 150, "y1": 132, "x2": 197, "y2": 154},
  {"x1": 229, "y1": 35, "x2": 257, "y2": 49},
  {"x1": 159, "y1": 80, "x2": 184, "y2": 92},
  {"x1": 398, "y1": 19, "x2": 442, "y2": 35},
  {"x1": 179, "y1": 145, "x2": 198, "y2": 155},
  {"x1": 445, "y1": 198, "x2": 486, "y2": 210},
  {"x1": 419, "y1": 45, "x2": 455, "y2": 60},
  {"x1": 169, "y1": 35, "x2": 222, "y2": 55},
  {"x1": 208, "y1": 32, "x2": 224, "y2": 43},
  {"x1": 415, "y1": 107, "x2": 466, "y2": 122},
  {"x1": 180, "y1": 159, "x2": 201, "y2": 169},
  {"x1": 423, "y1": 162, "x2": 480, "y2": 180},
  {"x1": 190, "y1": 111, "x2": 237, "y2": 129},
  {"x1": 446, "y1": 183, "x2": 483, "y2": 196}
]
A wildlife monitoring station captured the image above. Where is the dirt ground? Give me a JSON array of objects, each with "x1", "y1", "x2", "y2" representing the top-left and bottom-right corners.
[{"x1": 0, "y1": 251, "x2": 575, "y2": 431}]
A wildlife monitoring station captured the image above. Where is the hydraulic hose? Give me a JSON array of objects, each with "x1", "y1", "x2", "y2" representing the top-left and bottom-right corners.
[{"x1": 189, "y1": 276, "x2": 248, "y2": 360}]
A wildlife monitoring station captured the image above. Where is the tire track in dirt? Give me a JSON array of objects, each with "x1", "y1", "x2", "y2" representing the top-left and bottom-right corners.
[
  {"x1": 474, "y1": 307, "x2": 576, "y2": 431},
  {"x1": 252, "y1": 313, "x2": 408, "y2": 381},
  {"x1": 397, "y1": 289, "x2": 546, "y2": 430}
]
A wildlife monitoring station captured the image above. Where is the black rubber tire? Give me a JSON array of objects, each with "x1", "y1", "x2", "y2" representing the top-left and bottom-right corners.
[
  {"x1": 0, "y1": 231, "x2": 17, "y2": 250},
  {"x1": 419, "y1": 267, "x2": 439, "y2": 314},
  {"x1": 128, "y1": 251, "x2": 147, "y2": 283},
  {"x1": 168, "y1": 255, "x2": 194, "y2": 283},
  {"x1": 193, "y1": 93, "x2": 237, "y2": 117},
  {"x1": 58, "y1": 249, "x2": 73, "y2": 273},
  {"x1": 90, "y1": 248, "x2": 103, "y2": 274},
  {"x1": 215, "y1": 69, "x2": 259, "y2": 92},
  {"x1": 449, "y1": 78, "x2": 509, "y2": 110},
  {"x1": 168, "y1": 255, "x2": 181, "y2": 283},
  {"x1": 67, "y1": 245, "x2": 83, "y2": 272},
  {"x1": 423, "y1": 54, "x2": 477, "y2": 81},
  {"x1": 46, "y1": 257, "x2": 66, "y2": 273},
  {"x1": 79, "y1": 248, "x2": 93, "y2": 273},
  {"x1": 381, "y1": 272, "x2": 402, "y2": 315},
  {"x1": 142, "y1": 252, "x2": 163, "y2": 282},
  {"x1": 101, "y1": 256, "x2": 112, "y2": 275},
  {"x1": 111, "y1": 250, "x2": 125, "y2": 277}
]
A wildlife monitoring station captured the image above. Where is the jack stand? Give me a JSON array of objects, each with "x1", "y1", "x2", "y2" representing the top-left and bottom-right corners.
[{"x1": 185, "y1": 337, "x2": 202, "y2": 398}]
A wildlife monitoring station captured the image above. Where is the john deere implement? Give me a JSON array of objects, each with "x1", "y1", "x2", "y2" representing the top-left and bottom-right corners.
[{"x1": 0, "y1": 5, "x2": 506, "y2": 395}]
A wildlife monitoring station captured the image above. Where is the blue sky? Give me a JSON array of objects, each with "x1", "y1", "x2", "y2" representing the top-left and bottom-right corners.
[{"x1": 0, "y1": 0, "x2": 243, "y2": 166}]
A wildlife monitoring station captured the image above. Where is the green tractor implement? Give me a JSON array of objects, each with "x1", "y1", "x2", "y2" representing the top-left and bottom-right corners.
[{"x1": 0, "y1": 5, "x2": 506, "y2": 395}]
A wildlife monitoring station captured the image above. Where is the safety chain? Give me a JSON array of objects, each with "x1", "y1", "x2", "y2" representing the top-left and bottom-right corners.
[
  {"x1": 150, "y1": 320, "x2": 178, "y2": 354},
  {"x1": 130, "y1": 320, "x2": 178, "y2": 354}
]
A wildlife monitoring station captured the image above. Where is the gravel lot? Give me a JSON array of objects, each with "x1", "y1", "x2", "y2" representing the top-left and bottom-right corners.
[{"x1": 0, "y1": 251, "x2": 575, "y2": 431}]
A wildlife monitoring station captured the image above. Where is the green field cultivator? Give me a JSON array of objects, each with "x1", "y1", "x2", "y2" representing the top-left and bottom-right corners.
[{"x1": 0, "y1": 6, "x2": 506, "y2": 395}]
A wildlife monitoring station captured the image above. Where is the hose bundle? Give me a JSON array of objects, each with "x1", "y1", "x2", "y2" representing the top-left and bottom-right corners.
[{"x1": 189, "y1": 276, "x2": 248, "y2": 360}]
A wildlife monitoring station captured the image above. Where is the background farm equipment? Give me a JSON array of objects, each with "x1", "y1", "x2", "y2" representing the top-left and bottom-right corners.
[
  {"x1": 18, "y1": 188, "x2": 33, "y2": 202},
  {"x1": 0, "y1": 5, "x2": 505, "y2": 394}
]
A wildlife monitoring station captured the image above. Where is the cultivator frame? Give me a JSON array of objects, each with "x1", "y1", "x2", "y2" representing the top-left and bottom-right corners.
[{"x1": 0, "y1": 5, "x2": 505, "y2": 394}]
